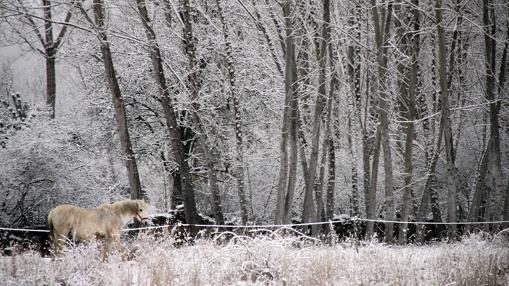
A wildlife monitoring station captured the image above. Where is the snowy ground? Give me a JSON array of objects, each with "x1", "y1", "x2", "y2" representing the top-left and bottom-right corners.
[{"x1": 1, "y1": 233, "x2": 508, "y2": 286}]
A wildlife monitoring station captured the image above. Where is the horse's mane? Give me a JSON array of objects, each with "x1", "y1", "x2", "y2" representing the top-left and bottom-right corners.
[{"x1": 100, "y1": 199, "x2": 141, "y2": 215}]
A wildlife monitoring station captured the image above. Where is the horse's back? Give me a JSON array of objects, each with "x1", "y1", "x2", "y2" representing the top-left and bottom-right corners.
[{"x1": 48, "y1": 204, "x2": 82, "y2": 225}]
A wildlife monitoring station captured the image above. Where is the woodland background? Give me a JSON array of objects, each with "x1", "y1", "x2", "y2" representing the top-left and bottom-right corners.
[{"x1": 0, "y1": 0, "x2": 508, "y2": 243}]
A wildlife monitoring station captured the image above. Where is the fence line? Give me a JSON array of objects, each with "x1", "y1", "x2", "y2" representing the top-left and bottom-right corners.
[
  {"x1": 2, "y1": 217, "x2": 508, "y2": 233},
  {"x1": 0, "y1": 227, "x2": 50, "y2": 233}
]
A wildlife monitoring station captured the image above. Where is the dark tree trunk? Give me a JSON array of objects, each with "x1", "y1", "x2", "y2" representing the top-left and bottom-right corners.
[
  {"x1": 92, "y1": 0, "x2": 144, "y2": 200},
  {"x1": 134, "y1": 0, "x2": 200, "y2": 222},
  {"x1": 45, "y1": 55, "x2": 56, "y2": 119},
  {"x1": 181, "y1": 0, "x2": 222, "y2": 225},
  {"x1": 435, "y1": 0, "x2": 458, "y2": 240},
  {"x1": 370, "y1": 0, "x2": 395, "y2": 242},
  {"x1": 42, "y1": 0, "x2": 56, "y2": 119},
  {"x1": 275, "y1": 0, "x2": 298, "y2": 224}
]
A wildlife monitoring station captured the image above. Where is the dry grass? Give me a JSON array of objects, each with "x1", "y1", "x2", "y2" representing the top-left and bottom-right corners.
[{"x1": 1, "y1": 232, "x2": 508, "y2": 286}]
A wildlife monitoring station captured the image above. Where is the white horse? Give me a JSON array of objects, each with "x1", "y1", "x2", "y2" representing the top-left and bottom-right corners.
[{"x1": 48, "y1": 199, "x2": 150, "y2": 258}]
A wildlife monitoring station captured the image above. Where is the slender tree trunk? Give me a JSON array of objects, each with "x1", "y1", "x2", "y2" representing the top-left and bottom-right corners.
[
  {"x1": 92, "y1": 0, "x2": 143, "y2": 200},
  {"x1": 435, "y1": 0, "x2": 458, "y2": 239},
  {"x1": 45, "y1": 56, "x2": 56, "y2": 119},
  {"x1": 504, "y1": 181, "x2": 509, "y2": 228},
  {"x1": 302, "y1": 0, "x2": 331, "y2": 225},
  {"x1": 283, "y1": 80, "x2": 298, "y2": 224},
  {"x1": 468, "y1": 0, "x2": 505, "y2": 230},
  {"x1": 274, "y1": 0, "x2": 297, "y2": 225},
  {"x1": 161, "y1": 150, "x2": 183, "y2": 209},
  {"x1": 484, "y1": 0, "x2": 503, "y2": 228},
  {"x1": 370, "y1": 0, "x2": 395, "y2": 242},
  {"x1": 180, "y1": 0, "x2": 223, "y2": 225},
  {"x1": 315, "y1": 72, "x2": 335, "y2": 222},
  {"x1": 326, "y1": 40, "x2": 339, "y2": 221},
  {"x1": 41, "y1": 0, "x2": 73, "y2": 119},
  {"x1": 347, "y1": 1, "x2": 363, "y2": 219},
  {"x1": 398, "y1": 63, "x2": 416, "y2": 243},
  {"x1": 367, "y1": 125, "x2": 382, "y2": 238},
  {"x1": 216, "y1": 0, "x2": 248, "y2": 224},
  {"x1": 135, "y1": 0, "x2": 200, "y2": 222},
  {"x1": 346, "y1": 24, "x2": 360, "y2": 217},
  {"x1": 42, "y1": 0, "x2": 56, "y2": 119},
  {"x1": 415, "y1": 122, "x2": 444, "y2": 241},
  {"x1": 326, "y1": 136, "x2": 336, "y2": 220},
  {"x1": 468, "y1": 139, "x2": 491, "y2": 224},
  {"x1": 397, "y1": 0, "x2": 418, "y2": 243},
  {"x1": 499, "y1": 20, "x2": 509, "y2": 228}
]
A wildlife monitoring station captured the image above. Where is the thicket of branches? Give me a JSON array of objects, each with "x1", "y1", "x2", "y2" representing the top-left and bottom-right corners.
[{"x1": 0, "y1": 0, "x2": 508, "y2": 242}]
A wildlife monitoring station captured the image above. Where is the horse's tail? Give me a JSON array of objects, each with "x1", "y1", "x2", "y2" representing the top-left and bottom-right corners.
[{"x1": 48, "y1": 211, "x2": 55, "y2": 241}]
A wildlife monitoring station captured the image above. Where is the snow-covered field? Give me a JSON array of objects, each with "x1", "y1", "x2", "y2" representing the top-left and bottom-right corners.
[{"x1": 1, "y1": 233, "x2": 508, "y2": 286}]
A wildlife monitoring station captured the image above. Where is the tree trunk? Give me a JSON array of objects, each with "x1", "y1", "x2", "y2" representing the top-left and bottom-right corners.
[
  {"x1": 415, "y1": 123, "x2": 444, "y2": 241},
  {"x1": 499, "y1": 19, "x2": 509, "y2": 229},
  {"x1": 283, "y1": 77, "x2": 298, "y2": 224},
  {"x1": 45, "y1": 55, "x2": 56, "y2": 119},
  {"x1": 370, "y1": 0, "x2": 395, "y2": 242},
  {"x1": 345, "y1": 28, "x2": 360, "y2": 217},
  {"x1": 134, "y1": 0, "x2": 200, "y2": 221},
  {"x1": 435, "y1": 0, "x2": 458, "y2": 240},
  {"x1": 161, "y1": 150, "x2": 183, "y2": 209},
  {"x1": 468, "y1": 139, "x2": 491, "y2": 225},
  {"x1": 302, "y1": 0, "x2": 331, "y2": 225},
  {"x1": 92, "y1": 0, "x2": 144, "y2": 200},
  {"x1": 397, "y1": 0, "x2": 418, "y2": 243},
  {"x1": 367, "y1": 125, "x2": 382, "y2": 238},
  {"x1": 325, "y1": 40, "x2": 339, "y2": 221},
  {"x1": 180, "y1": 0, "x2": 223, "y2": 225},
  {"x1": 216, "y1": 0, "x2": 248, "y2": 224},
  {"x1": 484, "y1": 0, "x2": 503, "y2": 228},
  {"x1": 504, "y1": 182, "x2": 509, "y2": 228},
  {"x1": 315, "y1": 67, "x2": 335, "y2": 223},
  {"x1": 41, "y1": 0, "x2": 73, "y2": 119},
  {"x1": 274, "y1": 0, "x2": 297, "y2": 225},
  {"x1": 42, "y1": 0, "x2": 56, "y2": 119},
  {"x1": 467, "y1": 0, "x2": 505, "y2": 230}
]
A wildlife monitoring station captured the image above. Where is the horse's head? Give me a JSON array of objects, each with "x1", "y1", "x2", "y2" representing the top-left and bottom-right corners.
[{"x1": 134, "y1": 200, "x2": 151, "y2": 225}]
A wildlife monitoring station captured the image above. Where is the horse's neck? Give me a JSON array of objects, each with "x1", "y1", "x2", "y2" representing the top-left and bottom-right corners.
[{"x1": 101, "y1": 204, "x2": 135, "y2": 225}]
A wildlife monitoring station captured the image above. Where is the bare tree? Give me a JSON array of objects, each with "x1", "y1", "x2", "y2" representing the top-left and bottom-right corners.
[{"x1": 1, "y1": 0, "x2": 75, "y2": 118}]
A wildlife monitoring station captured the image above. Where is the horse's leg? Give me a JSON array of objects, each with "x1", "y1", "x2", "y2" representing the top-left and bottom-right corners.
[
  {"x1": 52, "y1": 229, "x2": 67, "y2": 256},
  {"x1": 52, "y1": 232, "x2": 60, "y2": 256},
  {"x1": 102, "y1": 237, "x2": 112, "y2": 262},
  {"x1": 111, "y1": 232, "x2": 129, "y2": 260}
]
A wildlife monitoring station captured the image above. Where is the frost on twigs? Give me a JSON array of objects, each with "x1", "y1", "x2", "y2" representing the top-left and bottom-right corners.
[{"x1": 1, "y1": 233, "x2": 508, "y2": 285}]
